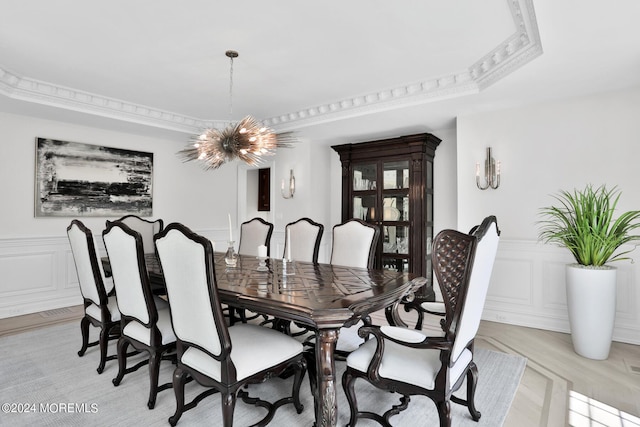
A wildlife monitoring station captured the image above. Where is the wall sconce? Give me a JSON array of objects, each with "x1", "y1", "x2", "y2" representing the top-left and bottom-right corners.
[
  {"x1": 476, "y1": 147, "x2": 500, "y2": 190},
  {"x1": 281, "y1": 169, "x2": 295, "y2": 199}
]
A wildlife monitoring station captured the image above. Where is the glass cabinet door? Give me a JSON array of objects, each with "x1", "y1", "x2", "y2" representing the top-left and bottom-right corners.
[
  {"x1": 381, "y1": 160, "x2": 410, "y2": 272},
  {"x1": 353, "y1": 163, "x2": 377, "y2": 191}
]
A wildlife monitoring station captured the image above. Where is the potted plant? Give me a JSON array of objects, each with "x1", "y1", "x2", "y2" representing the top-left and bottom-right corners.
[{"x1": 538, "y1": 184, "x2": 640, "y2": 359}]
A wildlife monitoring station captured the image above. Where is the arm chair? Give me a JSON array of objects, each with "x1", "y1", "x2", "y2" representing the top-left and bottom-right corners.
[
  {"x1": 282, "y1": 217, "x2": 324, "y2": 263},
  {"x1": 113, "y1": 214, "x2": 164, "y2": 254},
  {"x1": 342, "y1": 215, "x2": 500, "y2": 427},
  {"x1": 102, "y1": 221, "x2": 176, "y2": 410},
  {"x1": 238, "y1": 217, "x2": 274, "y2": 257},
  {"x1": 155, "y1": 223, "x2": 307, "y2": 427},
  {"x1": 392, "y1": 224, "x2": 483, "y2": 333},
  {"x1": 67, "y1": 219, "x2": 121, "y2": 374}
]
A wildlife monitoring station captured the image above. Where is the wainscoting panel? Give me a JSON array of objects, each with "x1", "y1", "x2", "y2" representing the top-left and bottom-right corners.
[
  {"x1": 0, "y1": 236, "x2": 81, "y2": 318},
  {"x1": 483, "y1": 239, "x2": 640, "y2": 345},
  {"x1": 0, "y1": 251, "x2": 56, "y2": 294}
]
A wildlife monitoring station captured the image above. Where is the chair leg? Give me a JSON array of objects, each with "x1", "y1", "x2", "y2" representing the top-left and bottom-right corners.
[
  {"x1": 342, "y1": 369, "x2": 359, "y2": 427},
  {"x1": 78, "y1": 316, "x2": 90, "y2": 357},
  {"x1": 221, "y1": 391, "x2": 237, "y2": 427},
  {"x1": 147, "y1": 351, "x2": 161, "y2": 409},
  {"x1": 96, "y1": 324, "x2": 110, "y2": 374},
  {"x1": 436, "y1": 399, "x2": 451, "y2": 427},
  {"x1": 291, "y1": 358, "x2": 307, "y2": 414},
  {"x1": 112, "y1": 338, "x2": 129, "y2": 386},
  {"x1": 465, "y1": 363, "x2": 481, "y2": 421},
  {"x1": 169, "y1": 367, "x2": 188, "y2": 427}
]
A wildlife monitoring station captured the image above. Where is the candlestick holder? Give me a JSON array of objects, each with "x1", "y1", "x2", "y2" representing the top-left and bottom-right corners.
[
  {"x1": 224, "y1": 241, "x2": 238, "y2": 267},
  {"x1": 256, "y1": 256, "x2": 268, "y2": 272}
]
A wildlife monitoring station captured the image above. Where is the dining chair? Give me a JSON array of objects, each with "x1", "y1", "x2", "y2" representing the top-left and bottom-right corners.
[
  {"x1": 329, "y1": 218, "x2": 379, "y2": 269},
  {"x1": 155, "y1": 223, "x2": 307, "y2": 427},
  {"x1": 342, "y1": 216, "x2": 500, "y2": 427},
  {"x1": 234, "y1": 217, "x2": 275, "y2": 324},
  {"x1": 282, "y1": 217, "x2": 324, "y2": 263},
  {"x1": 395, "y1": 223, "x2": 483, "y2": 333},
  {"x1": 270, "y1": 217, "x2": 325, "y2": 336},
  {"x1": 67, "y1": 219, "x2": 121, "y2": 374},
  {"x1": 238, "y1": 217, "x2": 274, "y2": 257},
  {"x1": 102, "y1": 221, "x2": 176, "y2": 409},
  {"x1": 329, "y1": 218, "x2": 380, "y2": 357},
  {"x1": 113, "y1": 214, "x2": 164, "y2": 254}
]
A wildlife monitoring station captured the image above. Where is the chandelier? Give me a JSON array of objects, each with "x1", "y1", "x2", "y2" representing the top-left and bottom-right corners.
[{"x1": 179, "y1": 50, "x2": 294, "y2": 170}]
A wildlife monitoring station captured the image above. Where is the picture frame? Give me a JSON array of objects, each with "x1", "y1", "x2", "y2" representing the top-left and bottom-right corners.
[{"x1": 35, "y1": 137, "x2": 153, "y2": 217}]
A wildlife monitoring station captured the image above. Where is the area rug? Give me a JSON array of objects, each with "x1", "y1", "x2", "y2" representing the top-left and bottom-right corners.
[{"x1": 0, "y1": 321, "x2": 526, "y2": 426}]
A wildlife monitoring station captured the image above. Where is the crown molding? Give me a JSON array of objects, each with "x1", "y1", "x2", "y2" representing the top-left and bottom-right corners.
[
  {"x1": 264, "y1": 0, "x2": 542, "y2": 131},
  {"x1": 0, "y1": 67, "x2": 218, "y2": 133},
  {"x1": 0, "y1": 0, "x2": 541, "y2": 134}
]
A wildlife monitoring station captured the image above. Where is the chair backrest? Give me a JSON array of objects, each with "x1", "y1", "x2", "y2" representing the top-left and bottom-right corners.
[
  {"x1": 155, "y1": 223, "x2": 231, "y2": 364},
  {"x1": 113, "y1": 215, "x2": 164, "y2": 254},
  {"x1": 433, "y1": 216, "x2": 500, "y2": 362},
  {"x1": 330, "y1": 218, "x2": 380, "y2": 269},
  {"x1": 238, "y1": 217, "x2": 274, "y2": 257},
  {"x1": 283, "y1": 217, "x2": 324, "y2": 263},
  {"x1": 102, "y1": 221, "x2": 157, "y2": 326},
  {"x1": 67, "y1": 219, "x2": 110, "y2": 307}
]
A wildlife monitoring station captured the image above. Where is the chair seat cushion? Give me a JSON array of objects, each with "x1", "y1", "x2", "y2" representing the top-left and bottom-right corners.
[
  {"x1": 86, "y1": 295, "x2": 121, "y2": 322},
  {"x1": 123, "y1": 307, "x2": 176, "y2": 346},
  {"x1": 346, "y1": 326, "x2": 472, "y2": 391},
  {"x1": 181, "y1": 323, "x2": 303, "y2": 382}
]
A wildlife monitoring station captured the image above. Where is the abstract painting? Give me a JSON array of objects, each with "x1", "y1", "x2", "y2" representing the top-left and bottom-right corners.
[{"x1": 35, "y1": 138, "x2": 153, "y2": 217}]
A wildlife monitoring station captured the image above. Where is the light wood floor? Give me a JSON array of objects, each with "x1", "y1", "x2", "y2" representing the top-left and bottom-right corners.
[{"x1": 2, "y1": 307, "x2": 639, "y2": 426}]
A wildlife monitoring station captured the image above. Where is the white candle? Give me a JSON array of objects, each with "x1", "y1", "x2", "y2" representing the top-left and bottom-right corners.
[
  {"x1": 258, "y1": 245, "x2": 267, "y2": 258},
  {"x1": 228, "y1": 213, "x2": 233, "y2": 242},
  {"x1": 287, "y1": 228, "x2": 291, "y2": 260}
]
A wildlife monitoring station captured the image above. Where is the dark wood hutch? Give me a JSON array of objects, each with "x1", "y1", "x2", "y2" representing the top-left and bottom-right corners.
[{"x1": 332, "y1": 133, "x2": 440, "y2": 297}]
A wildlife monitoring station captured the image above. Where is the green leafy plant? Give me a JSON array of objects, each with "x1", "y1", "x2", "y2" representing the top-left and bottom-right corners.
[{"x1": 538, "y1": 184, "x2": 640, "y2": 266}]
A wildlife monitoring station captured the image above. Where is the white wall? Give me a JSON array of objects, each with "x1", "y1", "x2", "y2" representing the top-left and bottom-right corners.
[
  {"x1": 457, "y1": 86, "x2": 640, "y2": 344},
  {"x1": 0, "y1": 112, "x2": 238, "y2": 317}
]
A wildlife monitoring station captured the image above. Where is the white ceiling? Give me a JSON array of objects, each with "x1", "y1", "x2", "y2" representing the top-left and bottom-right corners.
[{"x1": 1, "y1": 0, "x2": 639, "y2": 144}]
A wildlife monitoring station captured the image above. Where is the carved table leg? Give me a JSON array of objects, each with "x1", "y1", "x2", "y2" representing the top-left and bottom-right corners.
[{"x1": 315, "y1": 329, "x2": 339, "y2": 427}]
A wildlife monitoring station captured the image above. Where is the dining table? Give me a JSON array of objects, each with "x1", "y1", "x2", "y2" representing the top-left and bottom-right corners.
[{"x1": 102, "y1": 252, "x2": 427, "y2": 427}]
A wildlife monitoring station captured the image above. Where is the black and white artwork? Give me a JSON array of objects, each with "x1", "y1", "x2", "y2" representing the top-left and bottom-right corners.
[{"x1": 35, "y1": 138, "x2": 153, "y2": 217}]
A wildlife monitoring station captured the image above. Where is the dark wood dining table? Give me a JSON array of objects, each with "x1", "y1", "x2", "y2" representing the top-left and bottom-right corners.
[{"x1": 103, "y1": 252, "x2": 426, "y2": 427}]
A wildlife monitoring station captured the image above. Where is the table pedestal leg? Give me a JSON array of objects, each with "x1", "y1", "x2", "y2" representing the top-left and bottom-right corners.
[{"x1": 315, "y1": 329, "x2": 338, "y2": 427}]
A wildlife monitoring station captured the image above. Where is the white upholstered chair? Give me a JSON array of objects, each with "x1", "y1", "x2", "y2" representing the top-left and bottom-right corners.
[
  {"x1": 328, "y1": 219, "x2": 380, "y2": 356},
  {"x1": 235, "y1": 217, "x2": 275, "y2": 323},
  {"x1": 102, "y1": 221, "x2": 176, "y2": 409},
  {"x1": 67, "y1": 219, "x2": 121, "y2": 374},
  {"x1": 342, "y1": 216, "x2": 500, "y2": 427},
  {"x1": 114, "y1": 214, "x2": 164, "y2": 254},
  {"x1": 155, "y1": 223, "x2": 307, "y2": 426},
  {"x1": 283, "y1": 217, "x2": 324, "y2": 263},
  {"x1": 238, "y1": 217, "x2": 273, "y2": 257},
  {"x1": 330, "y1": 218, "x2": 379, "y2": 269}
]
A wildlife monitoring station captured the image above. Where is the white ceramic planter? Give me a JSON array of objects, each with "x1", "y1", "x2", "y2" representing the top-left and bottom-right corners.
[{"x1": 565, "y1": 264, "x2": 617, "y2": 360}]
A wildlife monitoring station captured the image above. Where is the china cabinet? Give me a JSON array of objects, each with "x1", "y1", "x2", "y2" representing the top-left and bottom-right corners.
[{"x1": 332, "y1": 133, "x2": 440, "y2": 295}]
